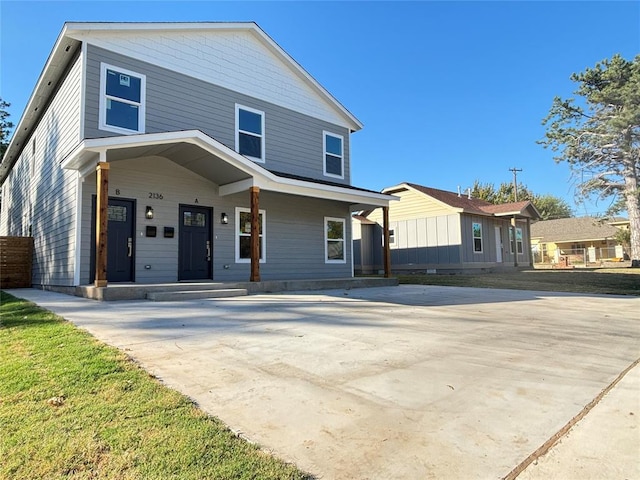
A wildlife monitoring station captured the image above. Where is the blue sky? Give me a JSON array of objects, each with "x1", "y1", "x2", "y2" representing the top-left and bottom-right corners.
[{"x1": 1, "y1": 1, "x2": 638, "y2": 215}]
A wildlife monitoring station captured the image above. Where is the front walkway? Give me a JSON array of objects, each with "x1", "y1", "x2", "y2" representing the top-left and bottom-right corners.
[{"x1": 7, "y1": 285, "x2": 639, "y2": 479}]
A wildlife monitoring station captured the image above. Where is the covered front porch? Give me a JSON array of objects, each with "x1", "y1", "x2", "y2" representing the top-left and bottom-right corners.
[{"x1": 62, "y1": 130, "x2": 396, "y2": 288}]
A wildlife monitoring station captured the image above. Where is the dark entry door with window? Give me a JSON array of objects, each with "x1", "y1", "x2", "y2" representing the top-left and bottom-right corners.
[
  {"x1": 179, "y1": 205, "x2": 212, "y2": 281},
  {"x1": 91, "y1": 197, "x2": 135, "y2": 283}
]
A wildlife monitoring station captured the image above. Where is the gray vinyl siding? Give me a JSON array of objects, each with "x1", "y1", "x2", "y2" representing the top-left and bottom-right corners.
[
  {"x1": 1, "y1": 53, "x2": 82, "y2": 286},
  {"x1": 353, "y1": 222, "x2": 383, "y2": 275},
  {"x1": 245, "y1": 191, "x2": 352, "y2": 280},
  {"x1": 83, "y1": 45, "x2": 350, "y2": 184},
  {"x1": 460, "y1": 215, "x2": 531, "y2": 265},
  {"x1": 79, "y1": 156, "x2": 352, "y2": 284},
  {"x1": 461, "y1": 215, "x2": 496, "y2": 263}
]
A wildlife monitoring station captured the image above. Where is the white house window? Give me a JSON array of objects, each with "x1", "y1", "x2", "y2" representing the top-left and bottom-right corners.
[
  {"x1": 235, "y1": 207, "x2": 266, "y2": 263},
  {"x1": 99, "y1": 63, "x2": 146, "y2": 134},
  {"x1": 389, "y1": 229, "x2": 395, "y2": 245},
  {"x1": 473, "y1": 222, "x2": 483, "y2": 253},
  {"x1": 509, "y1": 227, "x2": 524, "y2": 254},
  {"x1": 323, "y1": 131, "x2": 344, "y2": 178},
  {"x1": 516, "y1": 227, "x2": 524, "y2": 254},
  {"x1": 325, "y1": 217, "x2": 346, "y2": 263},
  {"x1": 236, "y1": 105, "x2": 265, "y2": 162}
]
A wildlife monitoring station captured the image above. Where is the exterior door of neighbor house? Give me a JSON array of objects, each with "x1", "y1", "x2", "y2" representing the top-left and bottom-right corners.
[
  {"x1": 495, "y1": 226, "x2": 503, "y2": 263},
  {"x1": 91, "y1": 197, "x2": 136, "y2": 283},
  {"x1": 179, "y1": 205, "x2": 212, "y2": 281}
]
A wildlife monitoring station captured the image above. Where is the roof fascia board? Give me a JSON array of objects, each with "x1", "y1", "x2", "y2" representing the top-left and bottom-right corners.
[
  {"x1": 1, "y1": 24, "x2": 80, "y2": 185},
  {"x1": 64, "y1": 22, "x2": 363, "y2": 131}
]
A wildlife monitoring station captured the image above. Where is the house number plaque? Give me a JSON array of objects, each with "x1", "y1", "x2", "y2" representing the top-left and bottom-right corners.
[{"x1": 148, "y1": 192, "x2": 164, "y2": 200}]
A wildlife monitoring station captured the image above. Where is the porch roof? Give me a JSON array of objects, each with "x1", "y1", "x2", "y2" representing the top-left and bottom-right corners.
[{"x1": 62, "y1": 130, "x2": 396, "y2": 211}]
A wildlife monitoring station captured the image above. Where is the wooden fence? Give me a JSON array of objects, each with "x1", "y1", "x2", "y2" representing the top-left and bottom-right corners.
[{"x1": 0, "y1": 237, "x2": 34, "y2": 288}]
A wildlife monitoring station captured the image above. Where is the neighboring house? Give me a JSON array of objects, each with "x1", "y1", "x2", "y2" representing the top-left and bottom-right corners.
[
  {"x1": 354, "y1": 182, "x2": 540, "y2": 274},
  {"x1": 0, "y1": 22, "x2": 394, "y2": 289},
  {"x1": 530, "y1": 217, "x2": 629, "y2": 264}
]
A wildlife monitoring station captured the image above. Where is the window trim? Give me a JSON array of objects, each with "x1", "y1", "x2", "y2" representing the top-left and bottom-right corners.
[
  {"x1": 516, "y1": 227, "x2": 524, "y2": 254},
  {"x1": 235, "y1": 104, "x2": 265, "y2": 163},
  {"x1": 472, "y1": 222, "x2": 483, "y2": 253},
  {"x1": 99, "y1": 62, "x2": 146, "y2": 135},
  {"x1": 325, "y1": 216, "x2": 346, "y2": 264},
  {"x1": 235, "y1": 207, "x2": 266, "y2": 263},
  {"x1": 323, "y1": 131, "x2": 344, "y2": 179},
  {"x1": 509, "y1": 226, "x2": 524, "y2": 254}
]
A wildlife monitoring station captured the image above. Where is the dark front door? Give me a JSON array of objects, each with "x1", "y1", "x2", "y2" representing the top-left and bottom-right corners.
[
  {"x1": 179, "y1": 205, "x2": 212, "y2": 281},
  {"x1": 107, "y1": 198, "x2": 135, "y2": 282},
  {"x1": 91, "y1": 197, "x2": 135, "y2": 283}
]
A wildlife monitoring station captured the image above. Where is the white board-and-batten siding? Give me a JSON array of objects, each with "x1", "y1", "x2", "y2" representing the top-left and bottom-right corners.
[
  {"x1": 83, "y1": 45, "x2": 351, "y2": 184},
  {"x1": 1, "y1": 53, "x2": 83, "y2": 286},
  {"x1": 69, "y1": 28, "x2": 352, "y2": 130}
]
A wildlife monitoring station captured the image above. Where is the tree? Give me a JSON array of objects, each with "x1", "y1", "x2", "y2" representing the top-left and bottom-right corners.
[
  {"x1": 539, "y1": 54, "x2": 640, "y2": 267},
  {"x1": 470, "y1": 180, "x2": 572, "y2": 220},
  {"x1": 0, "y1": 97, "x2": 13, "y2": 159},
  {"x1": 530, "y1": 194, "x2": 573, "y2": 220}
]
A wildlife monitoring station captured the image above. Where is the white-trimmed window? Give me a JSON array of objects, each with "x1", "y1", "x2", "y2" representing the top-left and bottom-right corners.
[
  {"x1": 323, "y1": 131, "x2": 344, "y2": 179},
  {"x1": 99, "y1": 63, "x2": 146, "y2": 134},
  {"x1": 472, "y1": 222, "x2": 483, "y2": 253},
  {"x1": 389, "y1": 229, "x2": 395, "y2": 245},
  {"x1": 235, "y1": 207, "x2": 266, "y2": 263},
  {"x1": 516, "y1": 227, "x2": 523, "y2": 254},
  {"x1": 236, "y1": 105, "x2": 265, "y2": 162},
  {"x1": 325, "y1": 217, "x2": 346, "y2": 263},
  {"x1": 509, "y1": 227, "x2": 524, "y2": 254}
]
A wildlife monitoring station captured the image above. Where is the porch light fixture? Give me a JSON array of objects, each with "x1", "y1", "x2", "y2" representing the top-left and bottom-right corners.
[
  {"x1": 145, "y1": 206, "x2": 154, "y2": 220},
  {"x1": 221, "y1": 212, "x2": 229, "y2": 225}
]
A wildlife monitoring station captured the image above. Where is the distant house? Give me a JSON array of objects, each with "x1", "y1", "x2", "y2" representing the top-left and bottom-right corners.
[
  {"x1": 0, "y1": 22, "x2": 395, "y2": 290},
  {"x1": 530, "y1": 217, "x2": 629, "y2": 264},
  {"x1": 354, "y1": 182, "x2": 540, "y2": 274}
]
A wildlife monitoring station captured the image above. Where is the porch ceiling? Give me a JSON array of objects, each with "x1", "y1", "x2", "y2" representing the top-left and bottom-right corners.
[{"x1": 106, "y1": 142, "x2": 251, "y2": 186}]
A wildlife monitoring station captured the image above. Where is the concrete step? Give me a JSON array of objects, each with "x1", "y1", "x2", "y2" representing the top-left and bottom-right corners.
[{"x1": 147, "y1": 288, "x2": 248, "y2": 301}]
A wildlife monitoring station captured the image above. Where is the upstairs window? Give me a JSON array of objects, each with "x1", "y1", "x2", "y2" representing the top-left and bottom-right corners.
[
  {"x1": 323, "y1": 131, "x2": 344, "y2": 179},
  {"x1": 99, "y1": 63, "x2": 146, "y2": 134},
  {"x1": 236, "y1": 105, "x2": 265, "y2": 162},
  {"x1": 473, "y1": 222, "x2": 483, "y2": 253}
]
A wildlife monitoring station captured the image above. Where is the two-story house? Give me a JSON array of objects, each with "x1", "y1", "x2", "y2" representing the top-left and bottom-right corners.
[{"x1": 0, "y1": 22, "x2": 394, "y2": 293}]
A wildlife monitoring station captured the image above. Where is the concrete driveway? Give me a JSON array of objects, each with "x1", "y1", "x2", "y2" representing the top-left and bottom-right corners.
[{"x1": 8, "y1": 285, "x2": 639, "y2": 479}]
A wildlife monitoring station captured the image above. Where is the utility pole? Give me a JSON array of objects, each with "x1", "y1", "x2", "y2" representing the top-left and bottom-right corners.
[
  {"x1": 509, "y1": 167, "x2": 523, "y2": 201},
  {"x1": 508, "y1": 167, "x2": 523, "y2": 268}
]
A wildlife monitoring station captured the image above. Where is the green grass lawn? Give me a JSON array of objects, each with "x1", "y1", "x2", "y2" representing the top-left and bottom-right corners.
[
  {"x1": 0, "y1": 291, "x2": 310, "y2": 480},
  {"x1": 397, "y1": 268, "x2": 640, "y2": 296}
]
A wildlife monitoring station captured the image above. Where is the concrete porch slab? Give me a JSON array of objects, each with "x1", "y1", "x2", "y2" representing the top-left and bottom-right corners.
[{"x1": 64, "y1": 276, "x2": 399, "y2": 301}]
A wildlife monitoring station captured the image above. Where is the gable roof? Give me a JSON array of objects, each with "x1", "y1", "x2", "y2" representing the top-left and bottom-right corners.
[
  {"x1": 530, "y1": 217, "x2": 624, "y2": 243},
  {"x1": 382, "y1": 182, "x2": 541, "y2": 219},
  {"x1": 1, "y1": 21, "x2": 362, "y2": 185}
]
